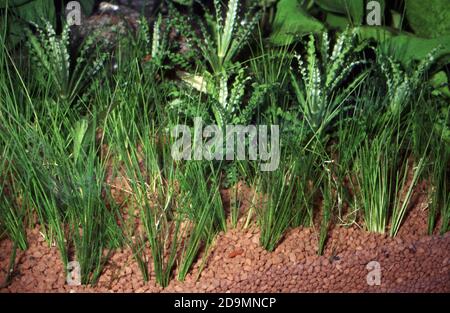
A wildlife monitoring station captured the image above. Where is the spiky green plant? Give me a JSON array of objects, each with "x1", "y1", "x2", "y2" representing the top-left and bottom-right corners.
[
  {"x1": 291, "y1": 28, "x2": 368, "y2": 133},
  {"x1": 26, "y1": 20, "x2": 107, "y2": 104},
  {"x1": 132, "y1": 14, "x2": 169, "y2": 69},
  {"x1": 378, "y1": 47, "x2": 440, "y2": 115},
  {"x1": 192, "y1": 0, "x2": 261, "y2": 74},
  {"x1": 208, "y1": 66, "x2": 270, "y2": 128}
]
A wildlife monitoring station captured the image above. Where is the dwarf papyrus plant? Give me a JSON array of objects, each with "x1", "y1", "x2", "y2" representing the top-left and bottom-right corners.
[
  {"x1": 291, "y1": 28, "x2": 368, "y2": 133},
  {"x1": 26, "y1": 20, "x2": 107, "y2": 104}
]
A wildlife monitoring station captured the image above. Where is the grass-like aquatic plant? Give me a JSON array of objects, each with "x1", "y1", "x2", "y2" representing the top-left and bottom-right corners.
[{"x1": 0, "y1": 1, "x2": 449, "y2": 289}]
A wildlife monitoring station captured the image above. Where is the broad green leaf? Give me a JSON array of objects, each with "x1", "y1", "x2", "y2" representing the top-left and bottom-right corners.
[
  {"x1": 0, "y1": 0, "x2": 34, "y2": 8},
  {"x1": 171, "y1": 0, "x2": 193, "y2": 5},
  {"x1": 431, "y1": 71, "x2": 450, "y2": 98},
  {"x1": 325, "y1": 12, "x2": 349, "y2": 30},
  {"x1": 356, "y1": 26, "x2": 399, "y2": 42},
  {"x1": 176, "y1": 71, "x2": 208, "y2": 93},
  {"x1": 380, "y1": 35, "x2": 450, "y2": 67},
  {"x1": 357, "y1": 27, "x2": 450, "y2": 67},
  {"x1": 15, "y1": 0, "x2": 55, "y2": 27},
  {"x1": 270, "y1": 0, "x2": 325, "y2": 46},
  {"x1": 79, "y1": 0, "x2": 96, "y2": 15},
  {"x1": 314, "y1": 0, "x2": 364, "y2": 24},
  {"x1": 406, "y1": 0, "x2": 450, "y2": 38}
]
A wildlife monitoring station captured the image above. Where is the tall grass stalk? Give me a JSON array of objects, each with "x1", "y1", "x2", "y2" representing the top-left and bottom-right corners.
[{"x1": 318, "y1": 167, "x2": 335, "y2": 255}]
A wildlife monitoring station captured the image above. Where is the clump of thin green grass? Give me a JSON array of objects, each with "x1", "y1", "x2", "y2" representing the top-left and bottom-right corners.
[
  {"x1": 116, "y1": 121, "x2": 183, "y2": 287},
  {"x1": 352, "y1": 98, "x2": 431, "y2": 236},
  {"x1": 428, "y1": 138, "x2": 450, "y2": 235},
  {"x1": 255, "y1": 156, "x2": 299, "y2": 252},
  {"x1": 64, "y1": 125, "x2": 122, "y2": 285},
  {"x1": 0, "y1": 147, "x2": 28, "y2": 252},
  {"x1": 0, "y1": 18, "x2": 124, "y2": 284},
  {"x1": 176, "y1": 161, "x2": 226, "y2": 281},
  {"x1": 355, "y1": 129, "x2": 395, "y2": 234}
]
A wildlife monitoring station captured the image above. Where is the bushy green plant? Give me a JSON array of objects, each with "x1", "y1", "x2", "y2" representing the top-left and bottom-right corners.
[{"x1": 1, "y1": 0, "x2": 449, "y2": 290}]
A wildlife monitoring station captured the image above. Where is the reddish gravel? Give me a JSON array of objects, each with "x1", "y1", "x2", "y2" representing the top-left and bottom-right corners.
[{"x1": 0, "y1": 202, "x2": 449, "y2": 293}]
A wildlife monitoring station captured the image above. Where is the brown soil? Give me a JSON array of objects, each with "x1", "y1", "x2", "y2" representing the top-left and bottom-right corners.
[{"x1": 0, "y1": 202, "x2": 449, "y2": 293}]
